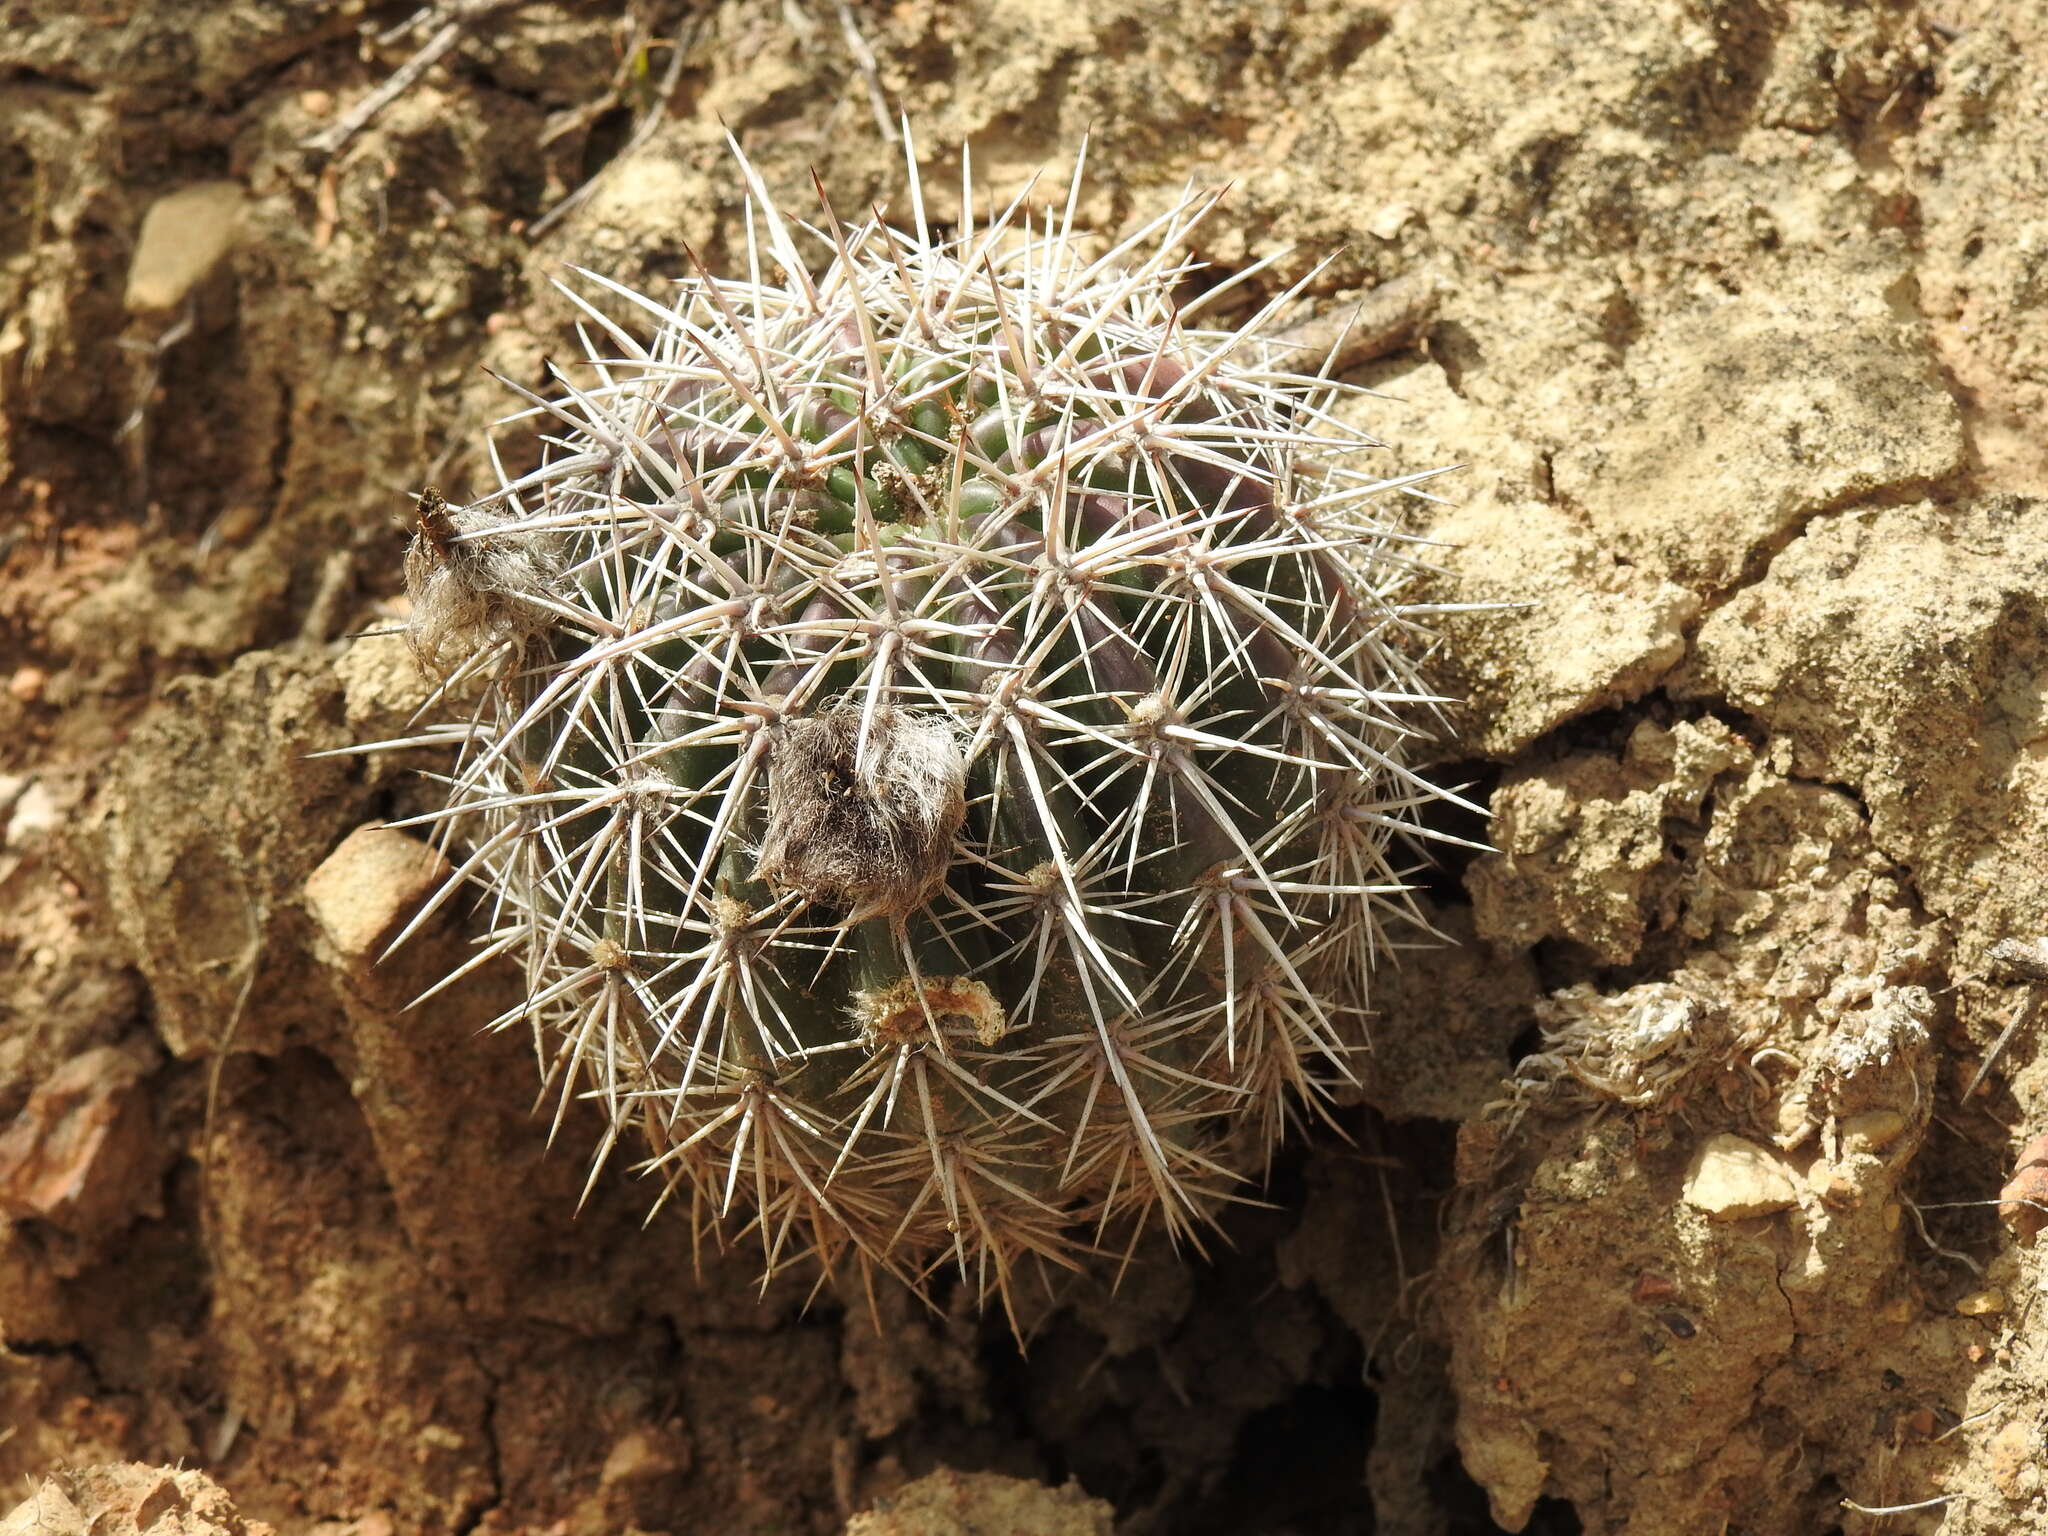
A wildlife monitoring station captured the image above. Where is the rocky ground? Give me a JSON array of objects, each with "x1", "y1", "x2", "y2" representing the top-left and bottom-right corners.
[{"x1": 3, "y1": 0, "x2": 2046, "y2": 1532}]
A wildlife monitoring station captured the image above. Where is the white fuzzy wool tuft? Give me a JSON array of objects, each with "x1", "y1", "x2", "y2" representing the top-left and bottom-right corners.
[{"x1": 756, "y1": 706, "x2": 968, "y2": 922}]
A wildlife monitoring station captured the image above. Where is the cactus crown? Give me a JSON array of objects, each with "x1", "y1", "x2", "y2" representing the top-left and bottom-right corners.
[{"x1": 376, "y1": 135, "x2": 1459, "y2": 1320}]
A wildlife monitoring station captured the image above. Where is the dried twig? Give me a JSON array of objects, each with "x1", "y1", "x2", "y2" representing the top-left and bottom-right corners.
[
  {"x1": 115, "y1": 303, "x2": 197, "y2": 518},
  {"x1": 1266, "y1": 268, "x2": 1443, "y2": 377},
  {"x1": 1932, "y1": 1406, "x2": 2000, "y2": 1443},
  {"x1": 831, "y1": 0, "x2": 899, "y2": 144},
  {"x1": 1963, "y1": 937, "x2": 2048, "y2": 1101},
  {"x1": 1840, "y1": 1492, "x2": 1963, "y2": 1517},
  {"x1": 304, "y1": 0, "x2": 529, "y2": 156},
  {"x1": 1966, "y1": 990, "x2": 2043, "y2": 1101},
  {"x1": 536, "y1": 5, "x2": 659, "y2": 149},
  {"x1": 529, "y1": 19, "x2": 692, "y2": 240},
  {"x1": 1898, "y1": 1191, "x2": 1985, "y2": 1276}
]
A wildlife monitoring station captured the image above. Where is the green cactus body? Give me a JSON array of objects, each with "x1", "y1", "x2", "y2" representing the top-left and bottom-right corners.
[{"x1": 385, "y1": 139, "x2": 1456, "y2": 1313}]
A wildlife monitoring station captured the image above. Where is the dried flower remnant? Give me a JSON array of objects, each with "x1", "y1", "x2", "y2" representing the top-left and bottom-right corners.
[{"x1": 402, "y1": 485, "x2": 564, "y2": 671}]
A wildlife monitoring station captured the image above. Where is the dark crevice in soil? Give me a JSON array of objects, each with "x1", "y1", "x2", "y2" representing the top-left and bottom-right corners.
[
  {"x1": 1407, "y1": 757, "x2": 1498, "y2": 904},
  {"x1": 1179, "y1": 1380, "x2": 1376, "y2": 1536},
  {"x1": 451, "y1": 1346, "x2": 505, "y2": 1536}
]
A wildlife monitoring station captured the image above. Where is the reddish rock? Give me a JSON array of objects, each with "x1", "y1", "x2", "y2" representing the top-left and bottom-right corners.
[
  {"x1": 0, "y1": 1041, "x2": 161, "y2": 1241},
  {"x1": 1998, "y1": 1130, "x2": 2048, "y2": 1243}
]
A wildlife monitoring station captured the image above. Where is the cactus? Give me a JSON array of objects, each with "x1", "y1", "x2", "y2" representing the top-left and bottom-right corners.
[{"x1": 376, "y1": 136, "x2": 1460, "y2": 1317}]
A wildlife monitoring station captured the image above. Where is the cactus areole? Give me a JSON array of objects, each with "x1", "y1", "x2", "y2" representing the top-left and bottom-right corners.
[{"x1": 379, "y1": 137, "x2": 1461, "y2": 1317}]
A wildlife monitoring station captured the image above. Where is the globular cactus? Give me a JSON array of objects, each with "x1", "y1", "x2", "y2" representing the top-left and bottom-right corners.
[{"x1": 376, "y1": 137, "x2": 1459, "y2": 1317}]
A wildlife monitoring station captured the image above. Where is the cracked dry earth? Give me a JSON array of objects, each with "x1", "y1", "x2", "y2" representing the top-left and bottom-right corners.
[{"x1": 3, "y1": 1, "x2": 2047, "y2": 1533}]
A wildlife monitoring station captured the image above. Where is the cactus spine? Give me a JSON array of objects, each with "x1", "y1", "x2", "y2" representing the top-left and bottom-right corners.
[{"x1": 380, "y1": 136, "x2": 1457, "y2": 1316}]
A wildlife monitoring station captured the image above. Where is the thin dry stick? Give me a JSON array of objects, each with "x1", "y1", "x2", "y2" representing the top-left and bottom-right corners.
[
  {"x1": 1932, "y1": 1406, "x2": 1999, "y2": 1443},
  {"x1": 305, "y1": 0, "x2": 529, "y2": 155},
  {"x1": 116, "y1": 303, "x2": 197, "y2": 518},
  {"x1": 529, "y1": 23, "x2": 692, "y2": 240},
  {"x1": 1266, "y1": 268, "x2": 1443, "y2": 377},
  {"x1": 1963, "y1": 938, "x2": 2048, "y2": 1100},
  {"x1": 832, "y1": 0, "x2": 899, "y2": 145},
  {"x1": 537, "y1": 4, "x2": 659, "y2": 149},
  {"x1": 1841, "y1": 1493, "x2": 1963, "y2": 1517},
  {"x1": 1965, "y1": 989, "x2": 2042, "y2": 1100},
  {"x1": 199, "y1": 887, "x2": 270, "y2": 1279},
  {"x1": 1898, "y1": 1191, "x2": 1985, "y2": 1276}
]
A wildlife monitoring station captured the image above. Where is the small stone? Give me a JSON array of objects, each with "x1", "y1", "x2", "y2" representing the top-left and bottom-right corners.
[
  {"x1": 1842, "y1": 1109, "x2": 1907, "y2": 1153},
  {"x1": 303, "y1": 825, "x2": 453, "y2": 966},
  {"x1": 1998, "y1": 1162, "x2": 2048, "y2": 1244},
  {"x1": 1806, "y1": 1160, "x2": 1857, "y2": 1206},
  {"x1": 7, "y1": 667, "x2": 45, "y2": 703},
  {"x1": 847, "y1": 1468, "x2": 1115, "y2": 1536},
  {"x1": 0, "y1": 1041, "x2": 163, "y2": 1240},
  {"x1": 1989, "y1": 1421, "x2": 2036, "y2": 1498},
  {"x1": 211, "y1": 504, "x2": 265, "y2": 547},
  {"x1": 1368, "y1": 201, "x2": 1417, "y2": 240},
  {"x1": 299, "y1": 89, "x2": 334, "y2": 117},
  {"x1": 1682, "y1": 1133, "x2": 1799, "y2": 1220},
  {"x1": 1955, "y1": 1288, "x2": 2006, "y2": 1317},
  {"x1": 1999, "y1": 1131, "x2": 2048, "y2": 1243},
  {"x1": 1631, "y1": 1271, "x2": 1676, "y2": 1303},
  {"x1": 600, "y1": 1424, "x2": 691, "y2": 1487},
  {"x1": 5, "y1": 780, "x2": 59, "y2": 846},
  {"x1": 125, "y1": 182, "x2": 246, "y2": 314},
  {"x1": 2014, "y1": 1131, "x2": 2048, "y2": 1174},
  {"x1": 414, "y1": 1425, "x2": 465, "y2": 1453}
]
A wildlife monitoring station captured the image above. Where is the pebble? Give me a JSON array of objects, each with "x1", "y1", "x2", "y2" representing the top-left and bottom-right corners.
[
  {"x1": 125, "y1": 182, "x2": 246, "y2": 314},
  {"x1": 1682, "y1": 1133, "x2": 1799, "y2": 1220},
  {"x1": 1368, "y1": 201, "x2": 1416, "y2": 240},
  {"x1": 303, "y1": 824, "x2": 453, "y2": 964},
  {"x1": 0, "y1": 1043, "x2": 160, "y2": 1238},
  {"x1": 1990, "y1": 1420, "x2": 2036, "y2": 1498},
  {"x1": 1842, "y1": 1109, "x2": 1907, "y2": 1153}
]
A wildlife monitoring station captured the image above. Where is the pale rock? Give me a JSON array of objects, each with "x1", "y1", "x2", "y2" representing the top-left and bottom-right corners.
[
  {"x1": 125, "y1": 182, "x2": 246, "y2": 314},
  {"x1": 1841, "y1": 1109, "x2": 1907, "y2": 1153},
  {"x1": 600, "y1": 1423, "x2": 692, "y2": 1486},
  {"x1": 0, "y1": 1464, "x2": 272, "y2": 1536},
  {"x1": 847, "y1": 1468, "x2": 1115, "y2": 1536},
  {"x1": 1955, "y1": 1288, "x2": 2005, "y2": 1317},
  {"x1": 4, "y1": 778, "x2": 59, "y2": 847},
  {"x1": 1552, "y1": 285, "x2": 1965, "y2": 589},
  {"x1": 1990, "y1": 1420, "x2": 2037, "y2": 1499},
  {"x1": 1368, "y1": 200, "x2": 1416, "y2": 239},
  {"x1": 334, "y1": 629, "x2": 437, "y2": 732},
  {"x1": 304, "y1": 825, "x2": 452, "y2": 966},
  {"x1": 1682, "y1": 1134, "x2": 1799, "y2": 1220},
  {"x1": 1454, "y1": 1409, "x2": 1550, "y2": 1533}
]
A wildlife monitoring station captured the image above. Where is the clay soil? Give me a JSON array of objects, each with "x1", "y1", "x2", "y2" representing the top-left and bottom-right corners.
[{"x1": 4, "y1": 1, "x2": 2048, "y2": 1533}]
